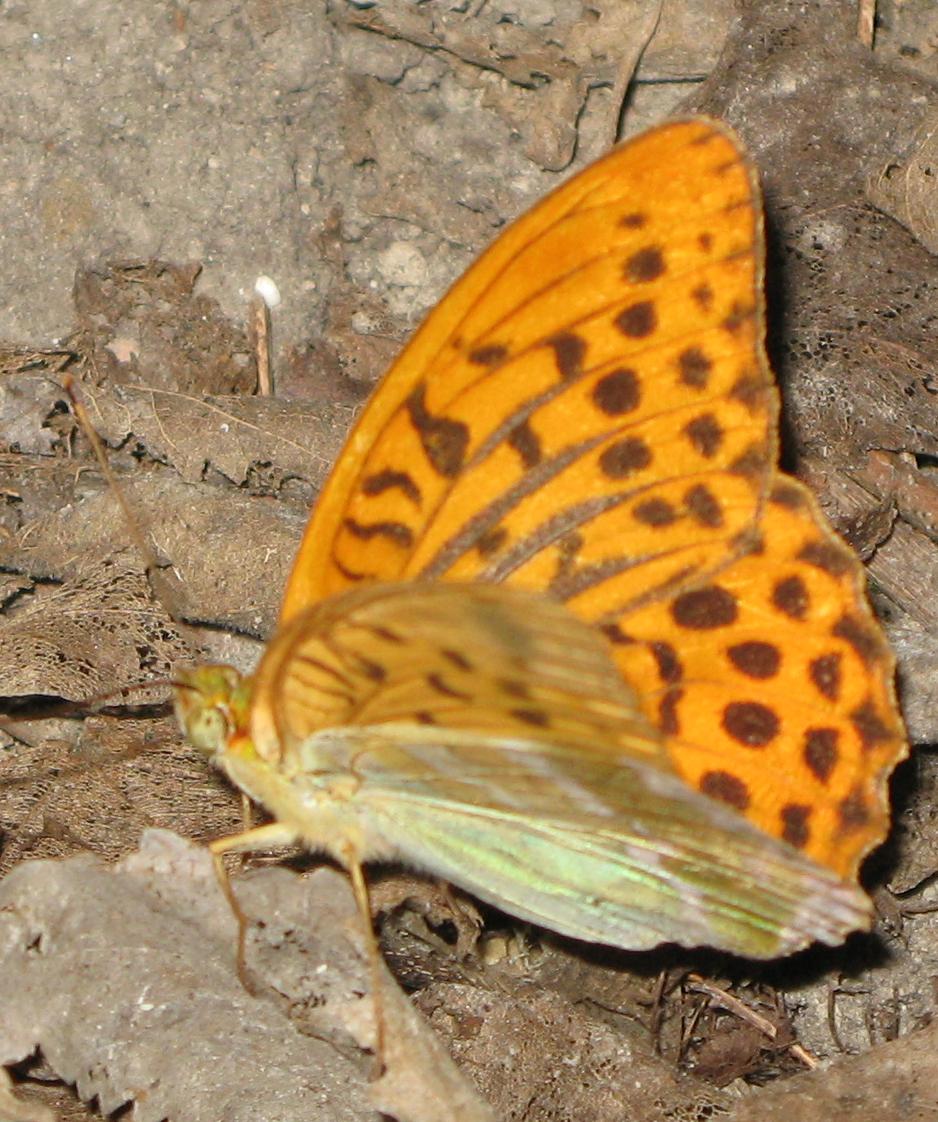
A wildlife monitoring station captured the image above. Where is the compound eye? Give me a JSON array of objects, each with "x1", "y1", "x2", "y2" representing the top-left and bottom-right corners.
[{"x1": 185, "y1": 705, "x2": 231, "y2": 756}]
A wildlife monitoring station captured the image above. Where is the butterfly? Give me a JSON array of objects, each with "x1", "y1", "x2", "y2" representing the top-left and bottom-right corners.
[{"x1": 173, "y1": 117, "x2": 905, "y2": 1036}]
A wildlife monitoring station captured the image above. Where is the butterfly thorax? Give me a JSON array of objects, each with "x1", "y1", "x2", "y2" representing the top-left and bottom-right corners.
[{"x1": 215, "y1": 729, "x2": 403, "y2": 865}]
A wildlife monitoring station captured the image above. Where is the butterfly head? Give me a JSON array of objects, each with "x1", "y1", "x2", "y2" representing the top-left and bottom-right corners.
[{"x1": 173, "y1": 664, "x2": 254, "y2": 760}]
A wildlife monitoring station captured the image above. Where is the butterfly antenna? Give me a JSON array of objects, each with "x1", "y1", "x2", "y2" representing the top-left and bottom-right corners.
[
  {"x1": 87, "y1": 679, "x2": 174, "y2": 711},
  {"x1": 1, "y1": 679, "x2": 173, "y2": 730},
  {"x1": 63, "y1": 374, "x2": 159, "y2": 574},
  {"x1": 62, "y1": 373, "x2": 187, "y2": 626}
]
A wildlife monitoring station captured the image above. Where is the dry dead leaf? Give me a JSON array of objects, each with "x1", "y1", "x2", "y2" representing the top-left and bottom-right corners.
[{"x1": 0, "y1": 552, "x2": 189, "y2": 701}]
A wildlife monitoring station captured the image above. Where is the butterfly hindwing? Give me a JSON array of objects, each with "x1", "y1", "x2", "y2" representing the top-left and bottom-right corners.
[{"x1": 227, "y1": 581, "x2": 872, "y2": 958}]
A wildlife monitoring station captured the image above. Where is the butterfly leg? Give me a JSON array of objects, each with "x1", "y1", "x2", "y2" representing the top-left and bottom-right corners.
[
  {"x1": 336, "y1": 842, "x2": 386, "y2": 1077},
  {"x1": 209, "y1": 823, "x2": 298, "y2": 993},
  {"x1": 239, "y1": 791, "x2": 253, "y2": 831},
  {"x1": 210, "y1": 826, "x2": 388, "y2": 1076}
]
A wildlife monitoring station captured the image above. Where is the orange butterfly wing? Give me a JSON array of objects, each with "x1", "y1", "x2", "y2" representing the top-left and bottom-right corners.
[{"x1": 281, "y1": 118, "x2": 905, "y2": 880}]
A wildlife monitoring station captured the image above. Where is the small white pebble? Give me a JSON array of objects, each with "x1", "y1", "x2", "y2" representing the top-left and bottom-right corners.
[{"x1": 254, "y1": 275, "x2": 281, "y2": 308}]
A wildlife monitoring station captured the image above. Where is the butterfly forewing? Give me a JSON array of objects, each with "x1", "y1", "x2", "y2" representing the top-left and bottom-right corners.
[
  {"x1": 281, "y1": 119, "x2": 773, "y2": 615},
  {"x1": 613, "y1": 478, "x2": 903, "y2": 878},
  {"x1": 277, "y1": 117, "x2": 904, "y2": 880}
]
